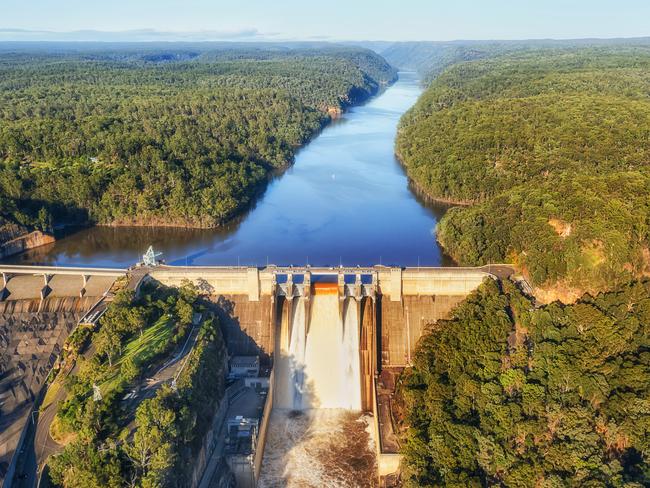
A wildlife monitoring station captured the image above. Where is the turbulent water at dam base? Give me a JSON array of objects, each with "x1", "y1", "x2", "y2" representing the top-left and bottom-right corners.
[
  {"x1": 3, "y1": 72, "x2": 452, "y2": 269},
  {"x1": 266, "y1": 290, "x2": 374, "y2": 487},
  {"x1": 258, "y1": 410, "x2": 377, "y2": 488}
]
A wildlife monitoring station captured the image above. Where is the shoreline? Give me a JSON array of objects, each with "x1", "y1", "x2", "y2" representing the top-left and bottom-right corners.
[
  {"x1": 3, "y1": 77, "x2": 401, "y2": 254},
  {"x1": 395, "y1": 152, "x2": 475, "y2": 208}
]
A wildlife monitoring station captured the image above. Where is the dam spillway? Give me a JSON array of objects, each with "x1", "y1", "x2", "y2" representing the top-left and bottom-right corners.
[
  {"x1": 275, "y1": 287, "x2": 362, "y2": 411},
  {"x1": 0, "y1": 263, "x2": 512, "y2": 486}
]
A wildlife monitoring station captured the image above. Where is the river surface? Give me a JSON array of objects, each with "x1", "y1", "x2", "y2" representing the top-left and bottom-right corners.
[{"x1": 5, "y1": 72, "x2": 451, "y2": 268}]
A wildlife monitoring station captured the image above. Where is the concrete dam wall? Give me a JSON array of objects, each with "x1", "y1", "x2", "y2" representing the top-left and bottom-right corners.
[
  {"x1": 150, "y1": 265, "x2": 500, "y2": 374},
  {"x1": 150, "y1": 265, "x2": 503, "y2": 413},
  {"x1": 0, "y1": 268, "x2": 122, "y2": 486}
]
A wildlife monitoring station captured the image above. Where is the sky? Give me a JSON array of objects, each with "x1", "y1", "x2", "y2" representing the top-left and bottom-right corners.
[{"x1": 1, "y1": 0, "x2": 649, "y2": 42}]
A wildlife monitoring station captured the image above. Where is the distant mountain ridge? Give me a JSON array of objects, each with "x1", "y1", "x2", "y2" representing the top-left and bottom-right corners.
[{"x1": 348, "y1": 37, "x2": 650, "y2": 80}]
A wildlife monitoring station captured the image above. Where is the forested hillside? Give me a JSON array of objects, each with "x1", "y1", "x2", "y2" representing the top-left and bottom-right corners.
[
  {"x1": 399, "y1": 278, "x2": 650, "y2": 487},
  {"x1": 396, "y1": 48, "x2": 650, "y2": 299},
  {"x1": 48, "y1": 281, "x2": 227, "y2": 487},
  {"x1": 0, "y1": 44, "x2": 396, "y2": 235}
]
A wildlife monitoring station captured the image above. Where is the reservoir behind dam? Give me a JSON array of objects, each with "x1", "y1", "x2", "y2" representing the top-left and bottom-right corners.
[{"x1": 4, "y1": 72, "x2": 451, "y2": 268}]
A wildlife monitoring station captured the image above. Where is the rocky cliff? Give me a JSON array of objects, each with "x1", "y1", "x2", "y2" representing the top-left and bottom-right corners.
[{"x1": 0, "y1": 230, "x2": 55, "y2": 259}]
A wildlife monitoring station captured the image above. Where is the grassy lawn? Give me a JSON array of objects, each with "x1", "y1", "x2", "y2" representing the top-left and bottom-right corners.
[
  {"x1": 100, "y1": 315, "x2": 174, "y2": 395},
  {"x1": 41, "y1": 376, "x2": 64, "y2": 412}
]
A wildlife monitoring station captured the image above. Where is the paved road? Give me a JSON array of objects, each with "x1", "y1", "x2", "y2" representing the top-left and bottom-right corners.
[
  {"x1": 123, "y1": 325, "x2": 200, "y2": 413},
  {"x1": 12, "y1": 385, "x2": 64, "y2": 488},
  {"x1": 13, "y1": 320, "x2": 199, "y2": 488},
  {"x1": 12, "y1": 339, "x2": 97, "y2": 488},
  {"x1": 478, "y1": 264, "x2": 516, "y2": 280}
]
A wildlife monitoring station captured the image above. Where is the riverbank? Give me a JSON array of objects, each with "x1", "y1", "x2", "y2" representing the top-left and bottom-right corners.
[
  {"x1": 0, "y1": 45, "x2": 398, "y2": 251},
  {"x1": 11, "y1": 80, "x2": 399, "y2": 239},
  {"x1": 394, "y1": 151, "x2": 475, "y2": 207},
  {"x1": 89, "y1": 83, "x2": 395, "y2": 231}
]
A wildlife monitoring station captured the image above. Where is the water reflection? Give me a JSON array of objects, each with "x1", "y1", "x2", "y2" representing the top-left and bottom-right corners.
[{"x1": 5, "y1": 72, "x2": 454, "y2": 268}]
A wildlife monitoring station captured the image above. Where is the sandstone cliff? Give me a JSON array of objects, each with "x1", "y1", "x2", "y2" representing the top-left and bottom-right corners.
[{"x1": 0, "y1": 230, "x2": 55, "y2": 259}]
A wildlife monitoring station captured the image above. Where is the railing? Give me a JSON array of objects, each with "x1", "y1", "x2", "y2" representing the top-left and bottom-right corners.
[{"x1": 0, "y1": 264, "x2": 127, "y2": 277}]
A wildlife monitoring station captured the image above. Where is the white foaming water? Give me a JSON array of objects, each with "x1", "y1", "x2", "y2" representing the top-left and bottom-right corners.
[
  {"x1": 266, "y1": 294, "x2": 373, "y2": 486},
  {"x1": 288, "y1": 297, "x2": 306, "y2": 409},
  {"x1": 341, "y1": 298, "x2": 362, "y2": 410},
  {"x1": 258, "y1": 409, "x2": 376, "y2": 488},
  {"x1": 275, "y1": 294, "x2": 362, "y2": 410},
  {"x1": 277, "y1": 294, "x2": 362, "y2": 410}
]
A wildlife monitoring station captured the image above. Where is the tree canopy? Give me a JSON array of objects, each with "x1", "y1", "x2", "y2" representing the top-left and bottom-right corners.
[
  {"x1": 399, "y1": 278, "x2": 650, "y2": 487},
  {"x1": 48, "y1": 281, "x2": 228, "y2": 487},
  {"x1": 396, "y1": 48, "x2": 650, "y2": 296},
  {"x1": 0, "y1": 45, "x2": 396, "y2": 238}
]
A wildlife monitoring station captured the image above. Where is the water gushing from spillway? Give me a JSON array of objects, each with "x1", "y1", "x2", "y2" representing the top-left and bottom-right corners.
[
  {"x1": 341, "y1": 297, "x2": 361, "y2": 410},
  {"x1": 276, "y1": 294, "x2": 362, "y2": 410},
  {"x1": 266, "y1": 293, "x2": 374, "y2": 485},
  {"x1": 288, "y1": 298, "x2": 306, "y2": 410}
]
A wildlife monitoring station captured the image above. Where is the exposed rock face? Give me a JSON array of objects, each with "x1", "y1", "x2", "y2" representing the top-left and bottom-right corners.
[
  {"x1": 0, "y1": 231, "x2": 55, "y2": 259},
  {"x1": 548, "y1": 218, "x2": 572, "y2": 238},
  {"x1": 327, "y1": 106, "x2": 343, "y2": 118}
]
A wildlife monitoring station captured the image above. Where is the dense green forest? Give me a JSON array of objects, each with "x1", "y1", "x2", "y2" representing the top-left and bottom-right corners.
[
  {"x1": 0, "y1": 45, "x2": 396, "y2": 236},
  {"x1": 48, "y1": 280, "x2": 227, "y2": 487},
  {"x1": 399, "y1": 278, "x2": 650, "y2": 487},
  {"x1": 396, "y1": 48, "x2": 650, "y2": 296}
]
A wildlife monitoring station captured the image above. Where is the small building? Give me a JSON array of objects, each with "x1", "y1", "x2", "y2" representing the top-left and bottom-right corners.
[
  {"x1": 226, "y1": 416, "x2": 259, "y2": 456},
  {"x1": 229, "y1": 356, "x2": 260, "y2": 379},
  {"x1": 225, "y1": 415, "x2": 260, "y2": 488}
]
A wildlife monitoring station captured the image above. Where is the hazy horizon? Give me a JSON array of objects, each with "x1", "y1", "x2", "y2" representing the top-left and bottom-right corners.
[
  {"x1": 2, "y1": 30, "x2": 650, "y2": 45},
  {"x1": 2, "y1": 0, "x2": 649, "y2": 42}
]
